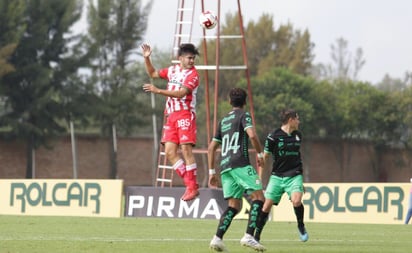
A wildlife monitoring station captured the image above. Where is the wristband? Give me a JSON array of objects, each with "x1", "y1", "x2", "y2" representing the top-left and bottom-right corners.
[
  {"x1": 209, "y1": 169, "x2": 216, "y2": 175},
  {"x1": 257, "y1": 152, "x2": 264, "y2": 159}
]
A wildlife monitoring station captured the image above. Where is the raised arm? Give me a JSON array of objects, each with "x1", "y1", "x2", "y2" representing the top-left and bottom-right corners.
[{"x1": 141, "y1": 43, "x2": 159, "y2": 79}]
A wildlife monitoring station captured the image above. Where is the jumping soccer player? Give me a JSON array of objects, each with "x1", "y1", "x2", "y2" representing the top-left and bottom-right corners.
[{"x1": 142, "y1": 43, "x2": 200, "y2": 201}]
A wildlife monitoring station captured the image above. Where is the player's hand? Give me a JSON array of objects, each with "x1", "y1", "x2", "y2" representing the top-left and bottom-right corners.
[
  {"x1": 141, "y1": 43, "x2": 152, "y2": 58},
  {"x1": 208, "y1": 174, "x2": 218, "y2": 189},
  {"x1": 143, "y1": 83, "x2": 158, "y2": 94},
  {"x1": 257, "y1": 156, "x2": 265, "y2": 168}
]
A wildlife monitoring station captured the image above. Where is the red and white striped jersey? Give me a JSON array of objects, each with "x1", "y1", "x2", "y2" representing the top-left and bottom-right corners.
[{"x1": 158, "y1": 64, "x2": 199, "y2": 115}]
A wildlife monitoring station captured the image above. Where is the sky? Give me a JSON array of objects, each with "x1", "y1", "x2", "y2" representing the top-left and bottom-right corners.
[{"x1": 142, "y1": 0, "x2": 412, "y2": 84}]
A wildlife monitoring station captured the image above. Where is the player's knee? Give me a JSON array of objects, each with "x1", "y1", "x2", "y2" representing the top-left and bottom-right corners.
[
  {"x1": 250, "y1": 190, "x2": 265, "y2": 202},
  {"x1": 165, "y1": 150, "x2": 178, "y2": 161},
  {"x1": 180, "y1": 144, "x2": 193, "y2": 156},
  {"x1": 292, "y1": 199, "x2": 303, "y2": 207}
]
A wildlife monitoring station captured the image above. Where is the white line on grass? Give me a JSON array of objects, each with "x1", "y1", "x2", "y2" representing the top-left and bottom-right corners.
[{"x1": 0, "y1": 236, "x2": 386, "y2": 243}]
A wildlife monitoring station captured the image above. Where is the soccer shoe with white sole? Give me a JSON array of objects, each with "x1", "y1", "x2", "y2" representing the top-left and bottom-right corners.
[
  {"x1": 298, "y1": 226, "x2": 309, "y2": 242},
  {"x1": 209, "y1": 235, "x2": 228, "y2": 252},
  {"x1": 240, "y1": 233, "x2": 266, "y2": 252}
]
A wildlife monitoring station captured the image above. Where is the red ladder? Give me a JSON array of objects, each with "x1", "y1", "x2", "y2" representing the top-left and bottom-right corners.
[{"x1": 155, "y1": 0, "x2": 256, "y2": 187}]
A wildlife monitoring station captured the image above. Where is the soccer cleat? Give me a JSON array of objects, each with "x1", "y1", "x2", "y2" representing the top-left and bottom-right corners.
[
  {"x1": 182, "y1": 170, "x2": 199, "y2": 201},
  {"x1": 240, "y1": 233, "x2": 266, "y2": 252},
  {"x1": 298, "y1": 226, "x2": 309, "y2": 242},
  {"x1": 209, "y1": 235, "x2": 228, "y2": 252},
  {"x1": 181, "y1": 186, "x2": 199, "y2": 201}
]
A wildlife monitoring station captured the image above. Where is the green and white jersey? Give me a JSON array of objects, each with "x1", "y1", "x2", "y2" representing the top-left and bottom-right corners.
[{"x1": 213, "y1": 109, "x2": 253, "y2": 172}]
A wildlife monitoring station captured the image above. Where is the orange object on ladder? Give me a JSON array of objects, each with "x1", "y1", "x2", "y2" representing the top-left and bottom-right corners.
[{"x1": 154, "y1": 0, "x2": 256, "y2": 187}]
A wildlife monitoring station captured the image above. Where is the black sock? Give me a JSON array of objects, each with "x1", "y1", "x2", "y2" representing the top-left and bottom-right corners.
[
  {"x1": 216, "y1": 207, "x2": 238, "y2": 239},
  {"x1": 294, "y1": 204, "x2": 305, "y2": 228},
  {"x1": 246, "y1": 200, "x2": 264, "y2": 236},
  {"x1": 255, "y1": 211, "x2": 269, "y2": 241}
]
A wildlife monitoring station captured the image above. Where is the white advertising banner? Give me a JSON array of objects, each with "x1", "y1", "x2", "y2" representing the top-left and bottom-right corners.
[
  {"x1": 124, "y1": 183, "x2": 411, "y2": 224},
  {"x1": 124, "y1": 187, "x2": 228, "y2": 219},
  {"x1": 271, "y1": 183, "x2": 409, "y2": 224},
  {"x1": 0, "y1": 179, "x2": 123, "y2": 217}
]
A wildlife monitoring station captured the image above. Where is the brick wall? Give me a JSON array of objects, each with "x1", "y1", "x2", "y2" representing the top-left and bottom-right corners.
[
  {"x1": 0, "y1": 136, "x2": 154, "y2": 187},
  {"x1": 1, "y1": 136, "x2": 412, "y2": 186}
]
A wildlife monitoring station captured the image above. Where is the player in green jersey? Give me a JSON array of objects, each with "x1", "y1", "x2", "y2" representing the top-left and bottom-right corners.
[
  {"x1": 208, "y1": 88, "x2": 266, "y2": 252},
  {"x1": 255, "y1": 108, "x2": 308, "y2": 243}
]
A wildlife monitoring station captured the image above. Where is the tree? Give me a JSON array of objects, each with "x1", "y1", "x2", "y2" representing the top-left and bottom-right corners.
[
  {"x1": 199, "y1": 13, "x2": 315, "y2": 118},
  {"x1": 256, "y1": 23, "x2": 314, "y2": 76},
  {"x1": 376, "y1": 72, "x2": 411, "y2": 92},
  {"x1": 376, "y1": 71, "x2": 412, "y2": 148},
  {"x1": 0, "y1": 44, "x2": 17, "y2": 78},
  {"x1": 244, "y1": 14, "x2": 277, "y2": 77},
  {"x1": 396, "y1": 85, "x2": 412, "y2": 148},
  {"x1": 0, "y1": 0, "x2": 83, "y2": 178},
  {"x1": 249, "y1": 66, "x2": 406, "y2": 181},
  {"x1": 85, "y1": 0, "x2": 152, "y2": 178},
  {"x1": 0, "y1": 0, "x2": 26, "y2": 78},
  {"x1": 313, "y1": 37, "x2": 365, "y2": 81},
  {"x1": 246, "y1": 67, "x2": 316, "y2": 137}
]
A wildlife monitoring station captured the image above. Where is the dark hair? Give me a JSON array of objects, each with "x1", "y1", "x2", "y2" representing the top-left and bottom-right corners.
[
  {"x1": 229, "y1": 88, "x2": 247, "y2": 107},
  {"x1": 178, "y1": 43, "x2": 199, "y2": 56},
  {"x1": 279, "y1": 109, "x2": 298, "y2": 124}
]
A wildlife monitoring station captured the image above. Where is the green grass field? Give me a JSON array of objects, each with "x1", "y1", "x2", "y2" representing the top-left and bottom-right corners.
[{"x1": 1, "y1": 215, "x2": 412, "y2": 253}]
